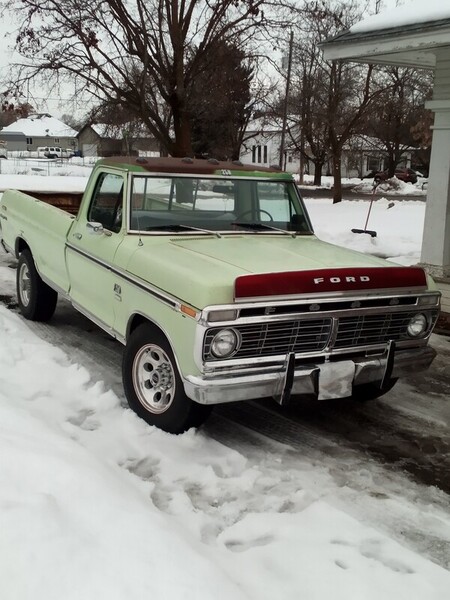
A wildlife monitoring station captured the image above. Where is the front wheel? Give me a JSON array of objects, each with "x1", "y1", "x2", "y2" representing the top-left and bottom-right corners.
[
  {"x1": 122, "y1": 324, "x2": 212, "y2": 433},
  {"x1": 16, "y1": 249, "x2": 58, "y2": 321}
]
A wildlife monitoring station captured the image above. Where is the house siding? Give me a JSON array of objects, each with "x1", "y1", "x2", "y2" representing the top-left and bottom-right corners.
[{"x1": 0, "y1": 133, "x2": 76, "y2": 152}]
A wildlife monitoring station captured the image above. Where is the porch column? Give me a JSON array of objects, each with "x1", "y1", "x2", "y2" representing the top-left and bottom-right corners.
[{"x1": 420, "y1": 98, "x2": 450, "y2": 278}]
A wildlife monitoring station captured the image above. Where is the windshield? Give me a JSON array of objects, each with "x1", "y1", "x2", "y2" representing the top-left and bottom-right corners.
[{"x1": 129, "y1": 175, "x2": 312, "y2": 234}]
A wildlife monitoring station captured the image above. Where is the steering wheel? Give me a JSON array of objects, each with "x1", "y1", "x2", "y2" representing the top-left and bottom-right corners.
[{"x1": 235, "y1": 209, "x2": 273, "y2": 222}]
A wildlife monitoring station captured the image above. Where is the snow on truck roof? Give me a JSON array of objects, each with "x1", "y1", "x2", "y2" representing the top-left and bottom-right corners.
[{"x1": 99, "y1": 156, "x2": 292, "y2": 177}]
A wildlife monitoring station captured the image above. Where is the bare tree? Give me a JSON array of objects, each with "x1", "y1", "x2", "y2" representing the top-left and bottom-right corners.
[
  {"x1": 288, "y1": 43, "x2": 331, "y2": 185},
  {"x1": 284, "y1": 1, "x2": 384, "y2": 200},
  {"x1": 327, "y1": 60, "x2": 377, "y2": 203},
  {"x1": 365, "y1": 67, "x2": 433, "y2": 175},
  {"x1": 410, "y1": 108, "x2": 433, "y2": 175},
  {"x1": 2, "y1": 0, "x2": 279, "y2": 156},
  {"x1": 0, "y1": 91, "x2": 34, "y2": 128}
]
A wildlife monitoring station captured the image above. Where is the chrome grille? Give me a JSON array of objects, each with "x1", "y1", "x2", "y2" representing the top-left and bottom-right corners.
[
  {"x1": 335, "y1": 312, "x2": 430, "y2": 348},
  {"x1": 203, "y1": 318, "x2": 332, "y2": 360},
  {"x1": 202, "y1": 309, "x2": 438, "y2": 361}
]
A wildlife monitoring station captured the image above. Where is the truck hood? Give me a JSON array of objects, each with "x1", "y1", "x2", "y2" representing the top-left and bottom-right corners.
[{"x1": 124, "y1": 234, "x2": 414, "y2": 308}]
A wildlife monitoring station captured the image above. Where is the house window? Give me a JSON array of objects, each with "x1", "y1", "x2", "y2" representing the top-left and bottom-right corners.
[
  {"x1": 26, "y1": 137, "x2": 33, "y2": 145},
  {"x1": 366, "y1": 156, "x2": 380, "y2": 173},
  {"x1": 252, "y1": 145, "x2": 268, "y2": 164},
  {"x1": 54, "y1": 138, "x2": 60, "y2": 143}
]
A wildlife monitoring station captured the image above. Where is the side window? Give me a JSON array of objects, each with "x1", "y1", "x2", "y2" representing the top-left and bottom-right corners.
[
  {"x1": 258, "y1": 181, "x2": 291, "y2": 221},
  {"x1": 88, "y1": 173, "x2": 124, "y2": 233}
]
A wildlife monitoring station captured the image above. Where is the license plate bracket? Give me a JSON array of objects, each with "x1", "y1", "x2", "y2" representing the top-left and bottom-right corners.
[{"x1": 318, "y1": 361, "x2": 355, "y2": 400}]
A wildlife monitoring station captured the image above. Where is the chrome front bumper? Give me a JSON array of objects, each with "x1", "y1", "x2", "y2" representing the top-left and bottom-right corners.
[{"x1": 183, "y1": 345, "x2": 437, "y2": 406}]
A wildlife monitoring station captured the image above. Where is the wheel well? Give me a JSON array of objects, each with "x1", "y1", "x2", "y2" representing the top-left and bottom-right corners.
[
  {"x1": 127, "y1": 314, "x2": 166, "y2": 341},
  {"x1": 15, "y1": 238, "x2": 30, "y2": 258}
]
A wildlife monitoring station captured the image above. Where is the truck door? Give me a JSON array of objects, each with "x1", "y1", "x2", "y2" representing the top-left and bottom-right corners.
[{"x1": 66, "y1": 171, "x2": 125, "y2": 329}]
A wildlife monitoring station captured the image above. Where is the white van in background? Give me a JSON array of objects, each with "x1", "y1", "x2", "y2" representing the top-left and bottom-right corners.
[{"x1": 0, "y1": 140, "x2": 7, "y2": 159}]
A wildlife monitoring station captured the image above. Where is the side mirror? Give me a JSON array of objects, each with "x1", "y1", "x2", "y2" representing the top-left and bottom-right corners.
[{"x1": 86, "y1": 221, "x2": 104, "y2": 235}]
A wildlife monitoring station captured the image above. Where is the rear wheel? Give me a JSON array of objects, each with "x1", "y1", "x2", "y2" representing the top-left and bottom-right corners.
[
  {"x1": 351, "y1": 378, "x2": 398, "y2": 402},
  {"x1": 122, "y1": 324, "x2": 212, "y2": 433},
  {"x1": 16, "y1": 249, "x2": 58, "y2": 321}
]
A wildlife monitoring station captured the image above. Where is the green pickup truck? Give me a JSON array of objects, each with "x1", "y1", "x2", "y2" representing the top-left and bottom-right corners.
[{"x1": 0, "y1": 157, "x2": 440, "y2": 433}]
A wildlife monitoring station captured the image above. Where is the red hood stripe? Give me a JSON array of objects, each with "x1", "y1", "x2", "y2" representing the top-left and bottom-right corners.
[{"x1": 234, "y1": 267, "x2": 427, "y2": 299}]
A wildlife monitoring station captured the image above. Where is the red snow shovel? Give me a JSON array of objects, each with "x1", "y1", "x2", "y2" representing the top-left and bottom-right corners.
[{"x1": 351, "y1": 181, "x2": 378, "y2": 237}]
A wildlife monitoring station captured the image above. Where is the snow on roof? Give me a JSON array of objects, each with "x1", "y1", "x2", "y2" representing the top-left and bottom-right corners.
[
  {"x1": 245, "y1": 117, "x2": 284, "y2": 133},
  {"x1": 91, "y1": 123, "x2": 123, "y2": 139},
  {"x1": 351, "y1": 0, "x2": 450, "y2": 34},
  {"x1": 1, "y1": 114, "x2": 77, "y2": 137},
  {"x1": 89, "y1": 123, "x2": 152, "y2": 139}
]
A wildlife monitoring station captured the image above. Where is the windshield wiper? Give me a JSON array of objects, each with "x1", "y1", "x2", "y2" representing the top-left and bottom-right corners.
[
  {"x1": 232, "y1": 222, "x2": 296, "y2": 238},
  {"x1": 145, "y1": 224, "x2": 222, "y2": 238}
]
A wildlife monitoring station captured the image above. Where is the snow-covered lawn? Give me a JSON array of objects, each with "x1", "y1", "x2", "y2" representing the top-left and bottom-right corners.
[
  {"x1": 304, "y1": 197, "x2": 425, "y2": 266},
  {"x1": 297, "y1": 174, "x2": 427, "y2": 195},
  {"x1": 0, "y1": 169, "x2": 449, "y2": 599}
]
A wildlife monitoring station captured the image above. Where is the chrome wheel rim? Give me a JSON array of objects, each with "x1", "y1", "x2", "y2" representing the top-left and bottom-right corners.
[
  {"x1": 132, "y1": 344, "x2": 176, "y2": 414},
  {"x1": 18, "y1": 262, "x2": 31, "y2": 307}
]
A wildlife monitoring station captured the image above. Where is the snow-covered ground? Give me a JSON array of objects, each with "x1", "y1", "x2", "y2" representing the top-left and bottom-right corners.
[
  {"x1": 304, "y1": 197, "x2": 425, "y2": 266},
  {"x1": 0, "y1": 168, "x2": 449, "y2": 599},
  {"x1": 0, "y1": 157, "x2": 92, "y2": 193},
  {"x1": 298, "y1": 174, "x2": 427, "y2": 196}
]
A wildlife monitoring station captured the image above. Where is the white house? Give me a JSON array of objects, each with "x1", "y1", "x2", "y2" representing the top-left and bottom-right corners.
[
  {"x1": 239, "y1": 118, "x2": 296, "y2": 171},
  {"x1": 240, "y1": 120, "x2": 411, "y2": 178},
  {"x1": 0, "y1": 113, "x2": 78, "y2": 153}
]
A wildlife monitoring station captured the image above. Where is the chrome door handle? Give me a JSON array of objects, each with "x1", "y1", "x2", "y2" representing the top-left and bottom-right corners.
[{"x1": 73, "y1": 233, "x2": 82, "y2": 240}]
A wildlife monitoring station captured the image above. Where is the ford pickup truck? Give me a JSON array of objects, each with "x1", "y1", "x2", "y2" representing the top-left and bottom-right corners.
[{"x1": 0, "y1": 157, "x2": 440, "y2": 433}]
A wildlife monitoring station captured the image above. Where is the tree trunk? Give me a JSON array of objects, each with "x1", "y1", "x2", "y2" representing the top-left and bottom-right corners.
[
  {"x1": 170, "y1": 115, "x2": 193, "y2": 157},
  {"x1": 170, "y1": 89, "x2": 193, "y2": 157},
  {"x1": 313, "y1": 160, "x2": 323, "y2": 186},
  {"x1": 332, "y1": 155, "x2": 343, "y2": 204}
]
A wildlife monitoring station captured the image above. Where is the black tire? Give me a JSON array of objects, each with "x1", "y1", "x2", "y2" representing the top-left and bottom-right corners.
[
  {"x1": 122, "y1": 324, "x2": 212, "y2": 434},
  {"x1": 351, "y1": 378, "x2": 398, "y2": 402},
  {"x1": 16, "y1": 249, "x2": 58, "y2": 321}
]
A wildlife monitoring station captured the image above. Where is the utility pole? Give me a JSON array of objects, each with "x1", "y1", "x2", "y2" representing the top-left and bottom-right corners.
[
  {"x1": 279, "y1": 30, "x2": 293, "y2": 170},
  {"x1": 299, "y1": 71, "x2": 306, "y2": 184}
]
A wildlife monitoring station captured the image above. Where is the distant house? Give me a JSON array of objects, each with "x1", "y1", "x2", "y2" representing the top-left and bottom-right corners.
[
  {"x1": 240, "y1": 119, "x2": 412, "y2": 177},
  {"x1": 0, "y1": 113, "x2": 78, "y2": 153},
  {"x1": 240, "y1": 119, "x2": 296, "y2": 172},
  {"x1": 341, "y1": 135, "x2": 413, "y2": 178},
  {"x1": 77, "y1": 123, "x2": 160, "y2": 157}
]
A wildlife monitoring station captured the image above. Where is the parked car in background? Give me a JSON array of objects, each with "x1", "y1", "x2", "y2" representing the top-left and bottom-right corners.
[
  {"x1": 37, "y1": 146, "x2": 74, "y2": 159},
  {"x1": 374, "y1": 167, "x2": 418, "y2": 184}
]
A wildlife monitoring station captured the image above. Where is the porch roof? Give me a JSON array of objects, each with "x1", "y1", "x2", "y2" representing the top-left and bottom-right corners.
[{"x1": 321, "y1": 9, "x2": 450, "y2": 69}]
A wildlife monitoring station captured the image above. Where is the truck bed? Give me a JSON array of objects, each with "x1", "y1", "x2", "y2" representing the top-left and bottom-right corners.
[{"x1": 19, "y1": 191, "x2": 84, "y2": 215}]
